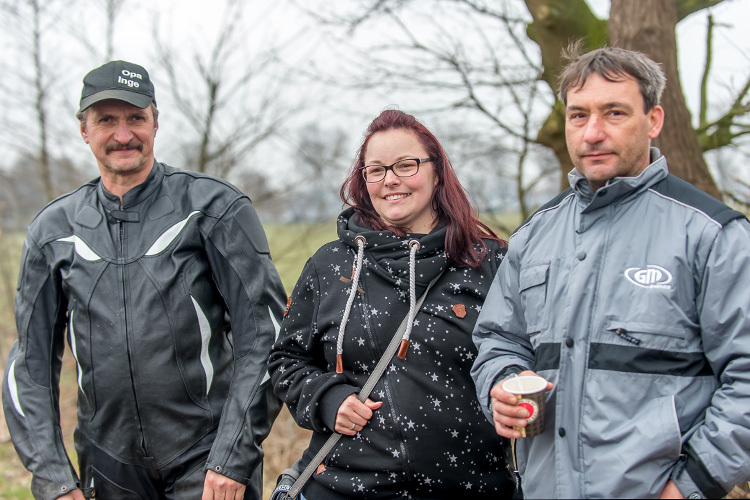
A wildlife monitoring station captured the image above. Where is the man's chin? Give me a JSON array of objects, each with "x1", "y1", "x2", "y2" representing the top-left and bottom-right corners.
[{"x1": 102, "y1": 159, "x2": 146, "y2": 174}]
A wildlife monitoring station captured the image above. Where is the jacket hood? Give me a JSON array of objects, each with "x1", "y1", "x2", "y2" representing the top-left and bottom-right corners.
[{"x1": 336, "y1": 207, "x2": 448, "y2": 288}]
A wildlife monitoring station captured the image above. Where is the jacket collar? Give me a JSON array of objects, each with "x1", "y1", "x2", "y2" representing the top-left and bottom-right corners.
[
  {"x1": 568, "y1": 147, "x2": 668, "y2": 213},
  {"x1": 97, "y1": 160, "x2": 163, "y2": 213}
]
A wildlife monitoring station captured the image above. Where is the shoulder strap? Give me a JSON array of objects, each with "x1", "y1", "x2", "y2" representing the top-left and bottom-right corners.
[{"x1": 286, "y1": 271, "x2": 444, "y2": 498}]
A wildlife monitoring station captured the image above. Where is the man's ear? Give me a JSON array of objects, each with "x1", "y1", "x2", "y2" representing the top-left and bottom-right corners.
[
  {"x1": 80, "y1": 121, "x2": 89, "y2": 144},
  {"x1": 647, "y1": 105, "x2": 665, "y2": 140}
]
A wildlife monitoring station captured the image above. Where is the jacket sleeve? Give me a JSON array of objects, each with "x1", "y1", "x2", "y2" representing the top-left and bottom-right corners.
[
  {"x1": 202, "y1": 198, "x2": 286, "y2": 485},
  {"x1": 671, "y1": 218, "x2": 750, "y2": 498},
  {"x1": 2, "y1": 234, "x2": 79, "y2": 500},
  {"x1": 268, "y1": 257, "x2": 360, "y2": 434},
  {"x1": 471, "y1": 237, "x2": 535, "y2": 424}
]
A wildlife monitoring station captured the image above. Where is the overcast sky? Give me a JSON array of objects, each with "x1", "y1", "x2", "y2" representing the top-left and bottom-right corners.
[{"x1": 2, "y1": 0, "x2": 748, "y2": 216}]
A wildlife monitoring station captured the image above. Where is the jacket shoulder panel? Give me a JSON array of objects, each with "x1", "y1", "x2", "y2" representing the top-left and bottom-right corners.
[
  {"x1": 26, "y1": 180, "x2": 100, "y2": 244},
  {"x1": 160, "y1": 164, "x2": 246, "y2": 217},
  {"x1": 511, "y1": 188, "x2": 575, "y2": 238},
  {"x1": 649, "y1": 175, "x2": 747, "y2": 228}
]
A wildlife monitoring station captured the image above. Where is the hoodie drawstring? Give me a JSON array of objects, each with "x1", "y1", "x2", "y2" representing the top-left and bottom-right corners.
[
  {"x1": 336, "y1": 238, "x2": 423, "y2": 373},
  {"x1": 397, "y1": 240, "x2": 420, "y2": 360},
  {"x1": 337, "y1": 235, "x2": 366, "y2": 373}
]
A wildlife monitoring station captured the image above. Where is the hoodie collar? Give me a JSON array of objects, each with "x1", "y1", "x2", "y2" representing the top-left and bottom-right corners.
[{"x1": 337, "y1": 207, "x2": 447, "y2": 287}]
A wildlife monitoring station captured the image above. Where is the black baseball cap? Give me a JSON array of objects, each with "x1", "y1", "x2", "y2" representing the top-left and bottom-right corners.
[{"x1": 78, "y1": 60, "x2": 156, "y2": 113}]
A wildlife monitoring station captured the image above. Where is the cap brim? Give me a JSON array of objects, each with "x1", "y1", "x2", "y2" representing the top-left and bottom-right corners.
[{"x1": 79, "y1": 90, "x2": 153, "y2": 112}]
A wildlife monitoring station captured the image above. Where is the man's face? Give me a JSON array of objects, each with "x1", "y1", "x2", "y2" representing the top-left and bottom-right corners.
[
  {"x1": 565, "y1": 73, "x2": 664, "y2": 192},
  {"x1": 80, "y1": 100, "x2": 158, "y2": 179}
]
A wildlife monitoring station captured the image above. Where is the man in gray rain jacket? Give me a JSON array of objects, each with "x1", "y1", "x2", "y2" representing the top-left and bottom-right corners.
[
  {"x1": 471, "y1": 46, "x2": 750, "y2": 499},
  {"x1": 2, "y1": 60, "x2": 286, "y2": 500}
]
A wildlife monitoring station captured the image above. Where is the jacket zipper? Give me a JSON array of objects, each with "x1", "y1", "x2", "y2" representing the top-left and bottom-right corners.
[
  {"x1": 119, "y1": 219, "x2": 147, "y2": 452},
  {"x1": 615, "y1": 328, "x2": 640, "y2": 345}
]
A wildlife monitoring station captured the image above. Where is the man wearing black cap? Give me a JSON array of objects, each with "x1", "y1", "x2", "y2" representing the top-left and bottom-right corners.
[{"x1": 2, "y1": 60, "x2": 286, "y2": 500}]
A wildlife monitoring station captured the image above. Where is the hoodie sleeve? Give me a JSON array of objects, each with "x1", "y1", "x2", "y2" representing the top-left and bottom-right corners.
[
  {"x1": 671, "y1": 218, "x2": 750, "y2": 498},
  {"x1": 202, "y1": 198, "x2": 286, "y2": 486},
  {"x1": 2, "y1": 234, "x2": 80, "y2": 500},
  {"x1": 471, "y1": 236, "x2": 535, "y2": 424},
  {"x1": 268, "y1": 257, "x2": 360, "y2": 434}
]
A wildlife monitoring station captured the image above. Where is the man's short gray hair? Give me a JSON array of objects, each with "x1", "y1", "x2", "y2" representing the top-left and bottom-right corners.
[
  {"x1": 77, "y1": 103, "x2": 160, "y2": 130},
  {"x1": 558, "y1": 42, "x2": 666, "y2": 113}
]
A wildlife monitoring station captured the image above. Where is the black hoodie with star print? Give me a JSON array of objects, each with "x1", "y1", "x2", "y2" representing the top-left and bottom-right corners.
[{"x1": 269, "y1": 208, "x2": 515, "y2": 499}]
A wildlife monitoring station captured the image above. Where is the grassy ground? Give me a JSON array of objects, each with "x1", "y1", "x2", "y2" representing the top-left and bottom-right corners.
[{"x1": 1, "y1": 218, "x2": 748, "y2": 499}]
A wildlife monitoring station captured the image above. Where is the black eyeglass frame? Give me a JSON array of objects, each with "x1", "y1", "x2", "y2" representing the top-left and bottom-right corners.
[{"x1": 359, "y1": 158, "x2": 434, "y2": 183}]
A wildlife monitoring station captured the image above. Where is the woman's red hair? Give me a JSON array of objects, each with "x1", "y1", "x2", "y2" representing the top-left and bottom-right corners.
[{"x1": 340, "y1": 109, "x2": 503, "y2": 268}]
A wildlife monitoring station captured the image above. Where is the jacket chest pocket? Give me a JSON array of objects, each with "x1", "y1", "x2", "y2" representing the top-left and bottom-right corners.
[
  {"x1": 519, "y1": 263, "x2": 550, "y2": 335},
  {"x1": 605, "y1": 317, "x2": 688, "y2": 350}
]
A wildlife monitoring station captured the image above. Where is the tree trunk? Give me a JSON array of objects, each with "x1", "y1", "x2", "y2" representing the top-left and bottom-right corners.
[
  {"x1": 524, "y1": 0, "x2": 607, "y2": 190},
  {"x1": 609, "y1": 0, "x2": 721, "y2": 199}
]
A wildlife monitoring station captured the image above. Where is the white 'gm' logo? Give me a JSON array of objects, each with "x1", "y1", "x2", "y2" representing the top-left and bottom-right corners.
[{"x1": 624, "y1": 265, "x2": 673, "y2": 289}]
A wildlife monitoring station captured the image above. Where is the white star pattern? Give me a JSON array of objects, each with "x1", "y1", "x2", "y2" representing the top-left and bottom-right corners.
[{"x1": 270, "y1": 234, "x2": 509, "y2": 497}]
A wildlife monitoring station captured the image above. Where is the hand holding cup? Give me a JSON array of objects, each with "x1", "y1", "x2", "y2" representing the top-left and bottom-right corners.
[{"x1": 490, "y1": 370, "x2": 553, "y2": 439}]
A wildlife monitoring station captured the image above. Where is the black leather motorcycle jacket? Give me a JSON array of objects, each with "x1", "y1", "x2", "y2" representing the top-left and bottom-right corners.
[{"x1": 2, "y1": 161, "x2": 285, "y2": 499}]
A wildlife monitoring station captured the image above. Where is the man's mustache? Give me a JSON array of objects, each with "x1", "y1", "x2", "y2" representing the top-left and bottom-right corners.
[{"x1": 106, "y1": 140, "x2": 144, "y2": 154}]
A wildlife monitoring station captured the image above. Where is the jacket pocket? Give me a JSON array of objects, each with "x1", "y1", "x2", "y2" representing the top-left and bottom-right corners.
[
  {"x1": 91, "y1": 466, "x2": 142, "y2": 499},
  {"x1": 519, "y1": 263, "x2": 550, "y2": 334},
  {"x1": 605, "y1": 317, "x2": 687, "y2": 350}
]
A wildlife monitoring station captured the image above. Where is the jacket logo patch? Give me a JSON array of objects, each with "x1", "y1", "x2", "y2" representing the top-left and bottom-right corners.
[
  {"x1": 624, "y1": 265, "x2": 673, "y2": 289},
  {"x1": 452, "y1": 304, "x2": 466, "y2": 318}
]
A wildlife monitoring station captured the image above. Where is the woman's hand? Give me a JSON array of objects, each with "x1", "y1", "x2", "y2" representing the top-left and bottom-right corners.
[{"x1": 335, "y1": 394, "x2": 383, "y2": 436}]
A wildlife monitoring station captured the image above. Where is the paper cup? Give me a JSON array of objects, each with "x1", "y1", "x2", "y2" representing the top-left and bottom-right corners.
[{"x1": 501, "y1": 375, "x2": 547, "y2": 437}]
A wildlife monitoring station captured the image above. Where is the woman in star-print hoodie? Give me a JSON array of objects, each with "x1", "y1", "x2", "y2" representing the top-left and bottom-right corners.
[{"x1": 269, "y1": 110, "x2": 516, "y2": 500}]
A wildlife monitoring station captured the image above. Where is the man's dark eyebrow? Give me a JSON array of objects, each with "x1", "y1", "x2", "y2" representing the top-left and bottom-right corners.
[
  {"x1": 566, "y1": 102, "x2": 634, "y2": 111},
  {"x1": 602, "y1": 101, "x2": 633, "y2": 109}
]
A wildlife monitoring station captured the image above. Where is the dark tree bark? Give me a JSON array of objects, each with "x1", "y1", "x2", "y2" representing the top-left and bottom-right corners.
[
  {"x1": 609, "y1": 0, "x2": 721, "y2": 198},
  {"x1": 524, "y1": 0, "x2": 606, "y2": 189},
  {"x1": 525, "y1": 0, "x2": 724, "y2": 198}
]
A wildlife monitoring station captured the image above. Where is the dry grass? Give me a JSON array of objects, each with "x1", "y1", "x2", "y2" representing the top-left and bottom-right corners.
[{"x1": 1, "y1": 221, "x2": 749, "y2": 499}]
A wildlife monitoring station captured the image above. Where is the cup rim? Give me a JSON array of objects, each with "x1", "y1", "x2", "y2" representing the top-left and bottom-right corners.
[{"x1": 501, "y1": 375, "x2": 547, "y2": 395}]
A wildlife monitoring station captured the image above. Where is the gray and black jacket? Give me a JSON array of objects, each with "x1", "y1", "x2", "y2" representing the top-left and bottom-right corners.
[
  {"x1": 2, "y1": 161, "x2": 286, "y2": 500},
  {"x1": 472, "y1": 149, "x2": 750, "y2": 499},
  {"x1": 269, "y1": 208, "x2": 515, "y2": 499}
]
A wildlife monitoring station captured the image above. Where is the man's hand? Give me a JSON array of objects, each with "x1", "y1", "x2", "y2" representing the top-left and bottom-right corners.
[
  {"x1": 59, "y1": 490, "x2": 85, "y2": 500},
  {"x1": 489, "y1": 370, "x2": 553, "y2": 438},
  {"x1": 659, "y1": 480, "x2": 685, "y2": 499},
  {"x1": 202, "y1": 470, "x2": 246, "y2": 500}
]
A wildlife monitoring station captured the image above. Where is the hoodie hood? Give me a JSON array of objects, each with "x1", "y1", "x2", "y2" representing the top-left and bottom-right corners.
[{"x1": 336, "y1": 207, "x2": 448, "y2": 289}]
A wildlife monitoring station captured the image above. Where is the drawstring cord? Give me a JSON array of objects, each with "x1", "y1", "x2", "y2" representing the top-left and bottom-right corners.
[
  {"x1": 397, "y1": 240, "x2": 420, "y2": 360},
  {"x1": 336, "y1": 237, "x2": 421, "y2": 372},
  {"x1": 336, "y1": 235, "x2": 366, "y2": 373}
]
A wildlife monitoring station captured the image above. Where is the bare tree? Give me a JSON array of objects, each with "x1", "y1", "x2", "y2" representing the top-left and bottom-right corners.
[
  {"x1": 298, "y1": 0, "x2": 749, "y2": 205},
  {"x1": 695, "y1": 13, "x2": 750, "y2": 154},
  {"x1": 294, "y1": 0, "x2": 555, "y2": 219},
  {"x1": 153, "y1": 0, "x2": 303, "y2": 181},
  {"x1": 0, "y1": 0, "x2": 87, "y2": 202}
]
